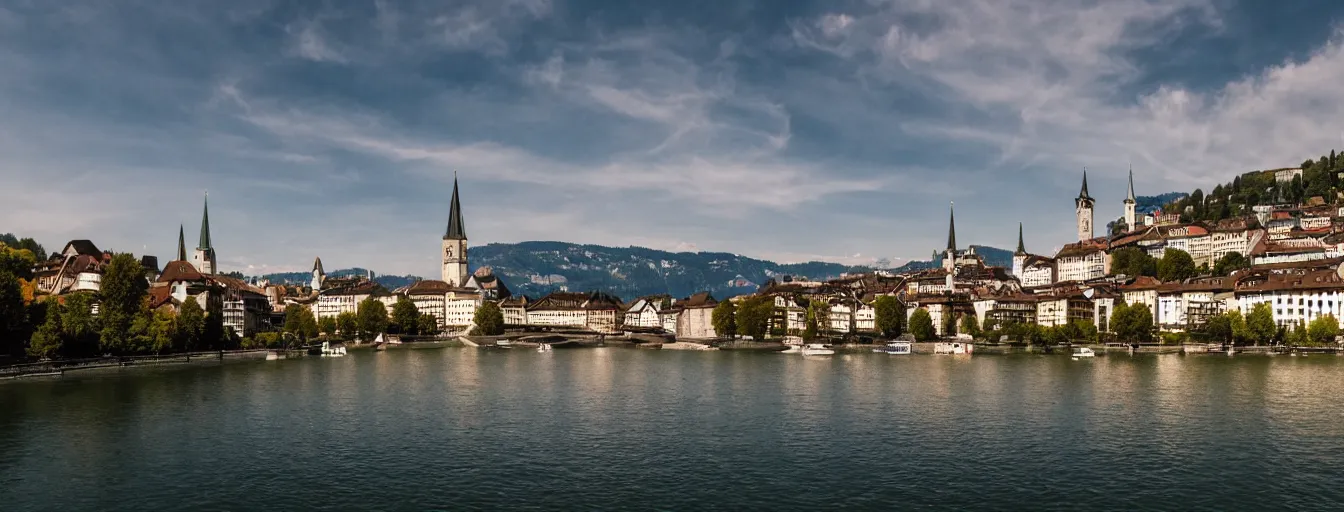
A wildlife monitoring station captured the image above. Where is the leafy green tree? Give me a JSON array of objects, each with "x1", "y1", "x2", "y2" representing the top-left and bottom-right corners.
[
  {"x1": 59, "y1": 293, "x2": 100, "y2": 357},
  {"x1": 1110, "y1": 247, "x2": 1157, "y2": 278},
  {"x1": 1288, "y1": 320, "x2": 1309, "y2": 346},
  {"x1": 178, "y1": 296, "x2": 206, "y2": 352},
  {"x1": 736, "y1": 296, "x2": 775, "y2": 340},
  {"x1": 909, "y1": 308, "x2": 936, "y2": 341},
  {"x1": 149, "y1": 308, "x2": 177, "y2": 354},
  {"x1": 0, "y1": 234, "x2": 46, "y2": 262},
  {"x1": 27, "y1": 300, "x2": 63, "y2": 359},
  {"x1": 1112, "y1": 303, "x2": 1155, "y2": 343},
  {"x1": 1206, "y1": 312, "x2": 1233, "y2": 344},
  {"x1": 873, "y1": 296, "x2": 904, "y2": 338},
  {"x1": 1157, "y1": 248, "x2": 1197, "y2": 282},
  {"x1": 1227, "y1": 309, "x2": 1248, "y2": 345},
  {"x1": 959, "y1": 314, "x2": 980, "y2": 338},
  {"x1": 471, "y1": 301, "x2": 505, "y2": 336},
  {"x1": 1307, "y1": 314, "x2": 1339, "y2": 345},
  {"x1": 1246, "y1": 302, "x2": 1276, "y2": 345},
  {"x1": 0, "y1": 269, "x2": 26, "y2": 357},
  {"x1": 391, "y1": 297, "x2": 420, "y2": 335},
  {"x1": 1212, "y1": 252, "x2": 1249, "y2": 276},
  {"x1": 336, "y1": 312, "x2": 358, "y2": 340},
  {"x1": 319, "y1": 316, "x2": 337, "y2": 337},
  {"x1": 283, "y1": 304, "x2": 319, "y2": 342},
  {"x1": 803, "y1": 304, "x2": 819, "y2": 341},
  {"x1": 942, "y1": 312, "x2": 957, "y2": 337},
  {"x1": 98, "y1": 253, "x2": 150, "y2": 354},
  {"x1": 417, "y1": 314, "x2": 439, "y2": 336},
  {"x1": 711, "y1": 300, "x2": 737, "y2": 339},
  {"x1": 356, "y1": 298, "x2": 389, "y2": 341},
  {"x1": 1071, "y1": 319, "x2": 1098, "y2": 342}
]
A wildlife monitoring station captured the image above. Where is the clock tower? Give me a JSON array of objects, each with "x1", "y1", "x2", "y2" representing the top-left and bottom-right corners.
[
  {"x1": 1075, "y1": 169, "x2": 1095, "y2": 242},
  {"x1": 442, "y1": 176, "x2": 469, "y2": 286}
]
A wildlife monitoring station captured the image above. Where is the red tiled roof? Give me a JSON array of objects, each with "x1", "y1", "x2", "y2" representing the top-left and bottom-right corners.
[{"x1": 157, "y1": 260, "x2": 205, "y2": 283}]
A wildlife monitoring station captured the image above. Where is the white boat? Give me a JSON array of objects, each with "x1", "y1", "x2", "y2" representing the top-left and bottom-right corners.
[
  {"x1": 801, "y1": 343, "x2": 835, "y2": 356},
  {"x1": 934, "y1": 342, "x2": 972, "y2": 355},
  {"x1": 496, "y1": 340, "x2": 514, "y2": 348},
  {"x1": 320, "y1": 341, "x2": 347, "y2": 357},
  {"x1": 780, "y1": 344, "x2": 802, "y2": 354},
  {"x1": 537, "y1": 343, "x2": 552, "y2": 352},
  {"x1": 873, "y1": 341, "x2": 912, "y2": 355},
  {"x1": 1071, "y1": 347, "x2": 1096, "y2": 359}
]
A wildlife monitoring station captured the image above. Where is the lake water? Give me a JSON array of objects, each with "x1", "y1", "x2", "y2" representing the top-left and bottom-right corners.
[{"x1": 3, "y1": 347, "x2": 1344, "y2": 511}]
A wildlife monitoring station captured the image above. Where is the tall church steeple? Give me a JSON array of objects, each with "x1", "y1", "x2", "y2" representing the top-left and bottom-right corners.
[
  {"x1": 1075, "y1": 169, "x2": 1095, "y2": 242},
  {"x1": 177, "y1": 224, "x2": 187, "y2": 261},
  {"x1": 441, "y1": 175, "x2": 469, "y2": 286},
  {"x1": 191, "y1": 193, "x2": 217, "y2": 275},
  {"x1": 1015, "y1": 223, "x2": 1026, "y2": 255},
  {"x1": 1124, "y1": 166, "x2": 1137, "y2": 232},
  {"x1": 943, "y1": 202, "x2": 957, "y2": 272}
]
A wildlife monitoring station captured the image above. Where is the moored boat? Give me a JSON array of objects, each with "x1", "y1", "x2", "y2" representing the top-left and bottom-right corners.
[
  {"x1": 1071, "y1": 347, "x2": 1096, "y2": 359},
  {"x1": 873, "y1": 341, "x2": 912, "y2": 355},
  {"x1": 934, "y1": 342, "x2": 972, "y2": 355},
  {"x1": 320, "y1": 341, "x2": 347, "y2": 357},
  {"x1": 801, "y1": 343, "x2": 834, "y2": 356}
]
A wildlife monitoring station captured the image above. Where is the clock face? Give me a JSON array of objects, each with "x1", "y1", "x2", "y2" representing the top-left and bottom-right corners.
[{"x1": 445, "y1": 246, "x2": 454, "y2": 259}]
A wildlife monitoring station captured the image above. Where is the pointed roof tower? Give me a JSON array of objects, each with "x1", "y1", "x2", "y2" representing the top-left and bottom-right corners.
[
  {"x1": 1079, "y1": 168, "x2": 1092, "y2": 200},
  {"x1": 313, "y1": 257, "x2": 325, "y2": 275},
  {"x1": 1015, "y1": 223, "x2": 1026, "y2": 255},
  {"x1": 445, "y1": 174, "x2": 466, "y2": 240},
  {"x1": 1125, "y1": 166, "x2": 1136, "y2": 204},
  {"x1": 946, "y1": 202, "x2": 957, "y2": 253},
  {"x1": 198, "y1": 193, "x2": 213, "y2": 250},
  {"x1": 177, "y1": 225, "x2": 187, "y2": 261}
]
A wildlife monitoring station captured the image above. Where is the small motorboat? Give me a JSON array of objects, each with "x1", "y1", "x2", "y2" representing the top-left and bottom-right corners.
[
  {"x1": 320, "y1": 341, "x2": 347, "y2": 357},
  {"x1": 934, "y1": 342, "x2": 972, "y2": 355},
  {"x1": 873, "y1": 341, "x2": 913, "y2": 355},
  {"x1": 780, "y1": 344, "x2": 802, "y2": 354},
  {"x1": 537, "y1": 343, "x2": 552, "y2": 352},
  {"x1": 496, "y1": 340, "x2": 514, "y2": 348},
  {"x1": 801, "y1": 343, "x2": 835, "y2": 356},
  {"x1": 1071, "y1": 347, "x2": 1096, "y2": 359}
]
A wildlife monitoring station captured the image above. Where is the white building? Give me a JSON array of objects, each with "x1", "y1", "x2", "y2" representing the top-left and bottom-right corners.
[
  {"x1": 1233, "y1": 269, "x2": 1344, "y2": 328},
  {"x1": 1055, "y1": 242, "x2": 1107, "y2": 283},
  {"x1": 444, "y1": 289, "x2": 482, "y2": 329},
  {"x1": 405, "y1": 280, "x2": 451, "y2": 329}
]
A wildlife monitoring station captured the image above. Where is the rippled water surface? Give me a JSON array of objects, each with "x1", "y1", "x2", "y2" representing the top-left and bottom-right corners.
[{"x1": 3, "y1": 348, "x2": 1344, "y2": 511}]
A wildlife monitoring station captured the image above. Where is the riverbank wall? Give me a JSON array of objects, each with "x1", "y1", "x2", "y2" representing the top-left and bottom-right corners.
[{"x1": 0, "y1": 349, "x2": 271, "y2": 380}]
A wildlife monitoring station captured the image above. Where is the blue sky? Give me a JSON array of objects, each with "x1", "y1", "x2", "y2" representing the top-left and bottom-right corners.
[{"x1": 5, "y1": 0, "x2": 1344, "y2": 276}]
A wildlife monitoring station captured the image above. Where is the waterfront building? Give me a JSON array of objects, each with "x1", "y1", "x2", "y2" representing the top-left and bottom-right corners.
[
  {"x1": 674, "y1": 292, "x2": 718, "y2": 339},
  {"x1": 441, "y1": 176, "x2": 469, "y2": 287},
  {"x1": 315, "y1": 278, "x2": 386, "y2": 320},
  {"x1": 1232, "y1": 269, "x2": 1344, "y2": 328},
  {"x1": 192, "y1": 195, "x2": 217, "y2": 276},
  {"x1": 404, "y1": 280, "x2": 450, "y2": 329},
  {"x1": 853, "y1": 301, "x2": 876, "y2": 332},
  {"x1": 973, "y1": 295, "x2": 1038, "y2": 331},
  {"x1": 154, "y1": 259, "x2": 223, "y2": 314},
  {"x1": 1054, "y1": 239, "x2": 1108, "y2": 282},
  {"x1": 463, "y1": 266, "x2": 512, "y2": 300},
  {"x1": 525, "y1": 291, "x2": 624, "y2": 333},
  {"x1": 658, "y1": 306, "x2": 680, "y2": 334},
  {"x1": 444, "y1": 288, "x2": 483, "y2": 330},
  {"x1": 1012, "y1": 224, "x2": 1055, "y2": 287},
  {"x1": 212, "y1": 274, "x2": 271, "y2": 336},
  {"x1": 624, "y1": 295, "x2": 671, "y2": 329},
  {"x1": 32, "y1": 240, "x2": 107, "y2": 294},
  {"x1": 499, "y1": 295, "x2": 530, "y2": 326},
  {"x1": 1209, "y1": 218, "x2": 1263, "y2": 264},
  {"x1": 828, "y1": 299, "x2": 855, "y2": 333}
]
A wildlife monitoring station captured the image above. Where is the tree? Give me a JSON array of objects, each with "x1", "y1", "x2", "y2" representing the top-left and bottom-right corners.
[
  {"x1": 472, "y1": 301, "x2": 505, "y2": 336},
  {"x1": 872, "y1": 296, "x2": 904, "y2": 338},
  {"x1": 319, "y1": 316, "x2": 337, "y2": 337},
  {"x1": 802, "y1": 303, "x2": 820, "y2": 342},
  {"x1": 283, "y1": 304, "x2": 319, "y2": 342},
  {"x1": 909, "y1": 308, "x2": 936, "y2": 341},
  {"x1": 98, "y1": 253, "x2": 150, "y2": 354},
  {"x1": 1227, "y1": 309, "x2": 1248, "y2": 345},
  {"x1": 0, "y1": 269, "x2": 26, "y2": 357},
  {"x1": 417, "y1": 314, "x2": 439, "y2": 336},
  {"x1": 1246, "y1": 302, "x2": 1276, "y2": 345},
  {"x1": 1307, "y1": 314, "x2": 1339, "y2": 345},
  {"x1": 1112, "y1": 303, "x2": 1155, "y2": 343},
  {"x1": 1110, "y1": 247, "x2": 1157, "y2": 278},
  {"x1": 1205, "y1": 312, "x2": 1233, "y2": 344},
  {"x1": 27, "y1": 299, "x2": 63, "y2": 359},
  {"x1": 391, "y1": 297, "x2": 420, "y2": 335},
  {"x1": 148, "y1": 308, "x2": 177, "y2": 354},
  {"x1": 356, "y1": 298, "x2": 389, "y2": 341},
  {"x1": 711, "y1": 300, "x2": 737, "y2": 339},
  {"x1": 336, "y1": 312, "x2": 358, "y2": 340},
  {"x1": 1288, "y1": 321, "x2": 1309, "y2": 346},
  {"x1": 1157, "y1": 248, "x2": 1197, "y2": 282},
  {"x1": 178, "y1": 296, "x2": 206, "y2": 352},
  {"x1": 959, "y1": 314, "x2": 980, "y2": 339},
  {"x1": 943, "y1": 312, "x2": 957, "y2": 337},
  {"x1": 736, "y1": 296, "x2": 774, "y2": 340},
  {"x1": 1212, "y1": 252, "x2": 1249, "y2": 276},
  {"x1": 1071, "y1": 319, "x2": 1098, "y2": 342}
]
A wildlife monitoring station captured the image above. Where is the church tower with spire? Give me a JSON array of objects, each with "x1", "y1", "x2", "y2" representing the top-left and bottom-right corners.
[
  {"x1": 442, "y1": 176, "x2": 469, "y2": 287},
  {"x1": 192, "y1": 194, "x2": 217, "y2": 275},
  {"x1": 1012, "y1": 223, "x2": 1028, "y2": 279},
  {"x1": 176, "y1": 224, "x2": 187, "y2": 262},
  {"x1": 943, "y1": 202, "x2": 958, "y2": 272},
  {"x1": 1076, "y1": 169, "x2": 1095, "y2": 242},
  {"x1": 1124, "y1": 167, "x2": 1137, "y2": 232}
]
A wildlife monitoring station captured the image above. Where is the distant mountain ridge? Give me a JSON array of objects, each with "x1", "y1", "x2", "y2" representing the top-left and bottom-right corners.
[{"x1": 256, "y1": 241, "x2": 1014, "y2": 301}]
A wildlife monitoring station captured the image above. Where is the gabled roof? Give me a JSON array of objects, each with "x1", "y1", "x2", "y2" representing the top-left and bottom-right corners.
[
  {"x1": 62, "y1": 240, "x2": 101, "y2": 257},
  {"x1": 406, "y1": 279, "x2": 452, "y2": 296},
  {"x1": 157, "y1": 260, "x2": 207, "y2": 283},
  {"x1": 444, "y1": 176, "x2": 466, "y2": 240}
]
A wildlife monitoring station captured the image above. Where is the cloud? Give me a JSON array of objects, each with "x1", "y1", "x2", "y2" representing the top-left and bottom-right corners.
[{"x1": 288, "y1": 22, "x2": 348, "y2": 63}]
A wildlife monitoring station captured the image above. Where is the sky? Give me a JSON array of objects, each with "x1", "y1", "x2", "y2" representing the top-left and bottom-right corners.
[{"x1": 5, "y1": 0, "x2": 1344, "y2": 276}]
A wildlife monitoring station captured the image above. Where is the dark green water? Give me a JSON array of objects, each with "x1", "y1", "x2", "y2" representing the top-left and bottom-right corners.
[{"x1": 3, "y1": 348, "x2": 1343, "y2": 511}]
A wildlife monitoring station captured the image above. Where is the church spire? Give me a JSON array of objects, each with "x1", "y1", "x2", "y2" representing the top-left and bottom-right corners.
[
  {"x1": 177, "y1": 225, "x2": 187, "y2": 261},
  {"x1": 1016, "y1": 223, "x2": 1026, "y2": 255},
  {"x1": 1125, "y1": 166, "x2": 1136, "y2": 203},
  {"x1": 444, "y1": 174, "x2": 466, "y2": 240},
  {"x1": 1079, "y1": 168, "x2": 1092, "y2": 200},
  {"x1": 946, "y1": 202, "x2": 957, "y2": 252},
  {"x1": 198, "y1": 193, "x2": 212, "y2": 250}
]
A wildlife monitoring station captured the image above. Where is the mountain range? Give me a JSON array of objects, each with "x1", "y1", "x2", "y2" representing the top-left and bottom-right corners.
[{"x1": 258, "y1": 241, "x2": 1015, "y2": 301}]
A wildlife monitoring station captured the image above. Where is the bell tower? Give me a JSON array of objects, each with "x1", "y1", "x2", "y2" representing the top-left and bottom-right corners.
[
  {"x1": 1124, "y1": 167, "x2": 1137, "y2": 232},
  {"x1": 192, "y1": 193, "x2": 217, "y2": 275},
  {"x1": 1076, "y1": 169, "x2": 1095, "y2": 242},
  {"x1": 442, "y1": 175, "x2": 469, "y2": 286}
]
